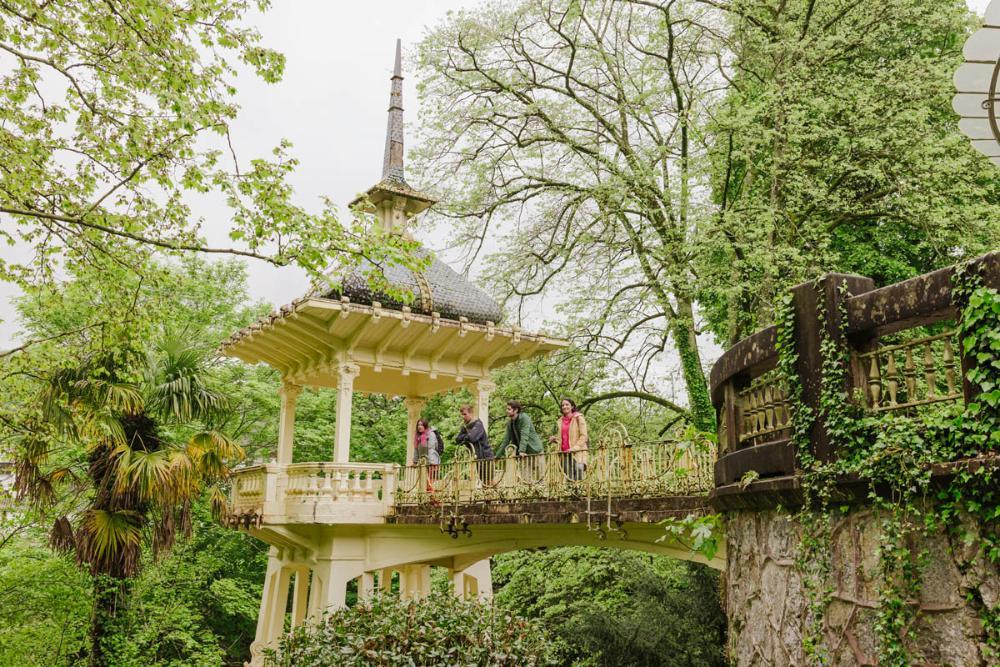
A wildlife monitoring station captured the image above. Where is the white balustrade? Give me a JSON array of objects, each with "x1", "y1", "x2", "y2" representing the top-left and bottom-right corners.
[{"x1": 228, "y1": 461, "x2": 399, "y2": 525}]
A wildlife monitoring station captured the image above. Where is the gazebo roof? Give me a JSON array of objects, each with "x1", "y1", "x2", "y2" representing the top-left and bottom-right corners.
[
  {"x1": 320, "y1": 249, "x2": 503, "y2": 325},
  {"x1": 219, "y1": 40, "x2": 568, "y2": 396},
  {"x1": 220, "y1": 296, "x2": 566, "y2": 396}
]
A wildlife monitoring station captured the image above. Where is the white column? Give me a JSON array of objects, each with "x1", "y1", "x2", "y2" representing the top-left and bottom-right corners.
[
  {"x1": 358, "y1": 572, "x2": 376, "y2": 602},
  {"x1": 471, "y1": 379, "x2": 496, "y2": 432},
  {"x1": 250, "y1": 547, "x2": 283, "y2": 664},
  {"x1": 404, "y1": 397, "x2": 427, "y2": 466},
  {"x1": 463, "y1": 558, "x2": 493, "y2": 601},
  {"x1": 379, "y1": 568, "x2": 394, "y2": 593},
  {"x1": 309, "y1": 558, "x2": 355, "y2": 614},
  {"x1": 333, "y1": 363, "x2": 360, "y2": 463},
  {"x1": 276, "y1": 381, "x2": 301, "y2": 464},
  {"x1": 290, "y1": 567, "x2": 310, "y2": 628},
  {"x1": 400, "y1": 564, "x2": 431, "y2": 600}
]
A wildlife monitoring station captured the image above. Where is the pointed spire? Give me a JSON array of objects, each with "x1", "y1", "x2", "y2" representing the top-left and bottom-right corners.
[
  {"x1": 351, "y1": 39, "x2": 436, "y2": 233},
  {"x1": 382, "y1": 38, "x2": 406, "y2": 184}
]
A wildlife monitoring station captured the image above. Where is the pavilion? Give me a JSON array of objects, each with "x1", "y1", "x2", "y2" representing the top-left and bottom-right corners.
[{"x1": 221, "y1": 40, "x2": 567, "y2": 661}]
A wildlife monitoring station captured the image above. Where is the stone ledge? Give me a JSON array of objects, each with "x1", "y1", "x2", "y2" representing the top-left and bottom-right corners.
[
  {"x1": 710, "y1": 455, "x2": 1000, "y2": 512},
  {"x1": 389, "y1": 496, "x2": 709, "y2": 525}
]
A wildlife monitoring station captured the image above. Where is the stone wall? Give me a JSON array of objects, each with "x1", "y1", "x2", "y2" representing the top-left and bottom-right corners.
[{"x1": 725, "y1": 509, "x2": 999, "y2": 665}]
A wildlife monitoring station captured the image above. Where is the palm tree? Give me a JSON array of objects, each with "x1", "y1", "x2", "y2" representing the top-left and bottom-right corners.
[{"x1": 15, "y1": 340, "x2": 243, "y2": 667}]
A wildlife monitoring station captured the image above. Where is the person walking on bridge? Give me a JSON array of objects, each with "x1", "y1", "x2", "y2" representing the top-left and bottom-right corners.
[
  {"x1": 500, "y1": 400, "x2": 543, "y2": 456},
  {"x1": 414, "y1": 418, "x2": 442, "y2": 493},
  {"x1": 549, "y1": 398, "x2": 589, "y2": 481},
  {"x1": 501, "y1": 400, "x2": 543, "y2": 481},
  {"x1": 456, "y1": 404, "x2": 494, "y2": 483}
]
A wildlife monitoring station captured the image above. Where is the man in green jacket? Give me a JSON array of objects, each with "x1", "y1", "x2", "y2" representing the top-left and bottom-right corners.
[{"x1": 500, "y1": 400, "x2": 544, "y2": 455}]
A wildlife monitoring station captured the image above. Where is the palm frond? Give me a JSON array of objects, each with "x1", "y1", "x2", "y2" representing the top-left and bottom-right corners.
[
  {"x1": 77, "y1": 509, "x2": 143, "y2": 577},
  {"x1": 49, "y1": 516, "x2": 76, "y2": 553},
  {"x1": 146, "y1": 341, "x2": 230, "y2": 424},
  {"x1": 113, "y1": 446, "x2": 177, "y2": 503},
  {"x1": 187, "y1": 430, "x2": 244, "y2": 479}
]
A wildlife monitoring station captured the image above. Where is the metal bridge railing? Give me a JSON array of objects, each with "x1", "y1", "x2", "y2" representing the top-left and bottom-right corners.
[{"x1": 394, "y1": 426, "x2": 716, "y2": 508}]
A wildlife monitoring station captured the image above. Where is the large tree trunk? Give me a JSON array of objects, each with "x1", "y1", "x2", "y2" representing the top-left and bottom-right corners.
[
  {"x1": 670, "y1": 298, "x2": 715, "y2": 432},
  {"x1": 88, "y1": 575, "x2": 126, "y2": 667}
]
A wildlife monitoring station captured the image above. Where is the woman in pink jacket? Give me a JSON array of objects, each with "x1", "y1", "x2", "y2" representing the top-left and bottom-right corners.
[{"x1": 549, "y1": 398, "x2": 589, "y2": 481}]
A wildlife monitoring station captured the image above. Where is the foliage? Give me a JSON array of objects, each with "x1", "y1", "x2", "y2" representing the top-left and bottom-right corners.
[
  {"x1": 492, "y1": 547, "x2": 726, "y2": 666},
  {"x1": 773, "y1": 265, "x2": 1000, "y2": 664},
  {"x1": 102, "y1": 504, "x2": 267, "y2": 667},
  {"x1": 0, "y1": 0, "x2": 418, "y2": 296},
  {"x1": 0, "y1": 544, "x2": 91, "y2": 666},
  {"x1": 658, "y1": 513, "x2": 724, "y2": 562},
  {"x1": 701, "y1": 0, "x2": 1000, "y2": 344},
  {"x1": 265, "y1": 591, "x2": 559, "y2": 667},
  {"x1": 416, "y1": 0, "x2": 721, "y2": 430}
]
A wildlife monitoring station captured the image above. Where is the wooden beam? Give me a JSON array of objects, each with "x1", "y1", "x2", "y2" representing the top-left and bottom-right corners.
[
  {"x1": 345, "y1": 315, "x2": 373, "y2": 353},
  {"x1": 403, "y1": 326, "x2": 435, "y2": 366},
  {"x1": 283, "y1": 316, "x2": 335, "y2": 352}
]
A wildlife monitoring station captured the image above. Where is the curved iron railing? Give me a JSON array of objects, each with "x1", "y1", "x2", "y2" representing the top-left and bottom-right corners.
[{"x1": 394, "y1": 426, "x2": 715, "y2": 508}]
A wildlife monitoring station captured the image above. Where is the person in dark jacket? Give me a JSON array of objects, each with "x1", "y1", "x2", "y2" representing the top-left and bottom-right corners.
[{"x1": 456, "y1": 405, "x2": 495, "y2": 483}]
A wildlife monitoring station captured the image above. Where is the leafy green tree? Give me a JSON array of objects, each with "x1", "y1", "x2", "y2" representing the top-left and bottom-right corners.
[
  {"x1": 14, "y1": 339, "x2": 243, "y2": 666},
  {"x1": 414, "y1": 0, "x2": 723, "y2": 430},
  {"x1": 493, "y1": 547, "x2": 726, "y2": 667},
  {"x1": 0, "y1": 545, "x2": 91, "y2": 666},
  {"x1": 0, "y1": 0, "x2": 415, "y2": 294},
  {"x1": 266, "y1": 591, "x2": 560, "y2": 666},
  {"x1": 701, "y1": 0, "x2": 1000, "y2": 343},
  {"x1": 102, "y1": 505, "x2": 267, "y2": 667}
]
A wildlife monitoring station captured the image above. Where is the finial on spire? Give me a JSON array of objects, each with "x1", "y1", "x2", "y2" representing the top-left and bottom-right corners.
[{"x1": 382, "y1": 38, "x2": 406, "y2": 184}]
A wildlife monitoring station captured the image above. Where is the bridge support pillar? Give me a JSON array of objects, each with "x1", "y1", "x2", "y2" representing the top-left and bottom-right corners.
[
  {"x1": 358, "y1": 571, "x2": 376, "y2": 601},
  {"x1": 379, "y1": 567, "x2": 394, "y2": 592},
  {"x1": 290, "y1": 566, "x2": 310, "y2": 628},
  {"x1": 452, "y1": 558, "x2": 492, "y2": 600},
  {"x1": 308, "y1": 557, "x2": 361, "y2": 614},
  {"x1": 247, "y1": 547, "x2": 293, "y2": 666},
  {"x1": 399, "y1": 563, "x2": 432, "y2": 600}
]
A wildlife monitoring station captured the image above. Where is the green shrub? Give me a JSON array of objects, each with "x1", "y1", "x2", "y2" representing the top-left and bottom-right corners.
[{"x1": 265, "y1": 591, "x2": 560, "y2": 666}]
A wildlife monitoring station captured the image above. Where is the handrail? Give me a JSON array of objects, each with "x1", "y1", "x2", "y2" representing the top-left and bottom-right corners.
[{"x1": 395, "y1": 434, "x2": 716, "y2": 508}]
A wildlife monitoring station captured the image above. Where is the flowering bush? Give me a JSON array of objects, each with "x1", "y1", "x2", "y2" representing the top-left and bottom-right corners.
[{"x1": 265, "y1": 592, "x2": 559, "y2": 666}]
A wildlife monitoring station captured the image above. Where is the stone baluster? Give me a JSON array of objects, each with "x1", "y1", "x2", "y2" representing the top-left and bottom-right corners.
[
  {"x1": 943, "y1": 338, "x2": 957, "y2": 395},
  {"x1": 886, "y1": 352, "x2": 899, "y2": 407},
  {"x1": 868, "y1": 355, "x2": 882, "y2": 409},
  {"x1": 904, "y1": 347, "x2": 917, "y2": 402},
  {"x1": 923, "y1": 343, "x2": 937, "y2": 399}
]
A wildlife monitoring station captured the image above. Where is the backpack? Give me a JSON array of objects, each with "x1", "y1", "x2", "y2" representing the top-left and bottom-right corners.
[{"x1": 432, "y1": 429, "x2": 444, "y2": 456}]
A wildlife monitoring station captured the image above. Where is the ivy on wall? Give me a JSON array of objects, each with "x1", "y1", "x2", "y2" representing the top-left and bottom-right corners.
[{"x1": 773, "y1": 264, "x2": 1000, "y2": 665}]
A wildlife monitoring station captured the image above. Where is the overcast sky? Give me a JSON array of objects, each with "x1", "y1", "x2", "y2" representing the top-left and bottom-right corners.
[{"x1": 0, "y1": 0, "x2": 993, "y2": 349}]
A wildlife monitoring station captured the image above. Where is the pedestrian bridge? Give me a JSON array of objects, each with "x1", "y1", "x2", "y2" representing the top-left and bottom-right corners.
[{"x1": 225, "y1": 430, "x2": 720, "y2": 665}]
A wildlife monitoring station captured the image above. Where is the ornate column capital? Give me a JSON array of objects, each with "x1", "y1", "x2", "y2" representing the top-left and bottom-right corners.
[
  {"x1": 404, "y1": 396, "x2": 428, "y2": 411},
  {"x1": 337, "y1": 363, "x2": 361, "y2": 384},
  {"x1": 280, "y1": 380, "x2": 302, "y2": 399},
  {"x1": 474, "y1": 379, "x2": 497, "y2": 395}
]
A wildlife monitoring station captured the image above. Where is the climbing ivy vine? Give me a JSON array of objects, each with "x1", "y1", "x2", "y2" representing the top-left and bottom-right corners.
[{"x1": 773, "y1": 264, "x2": 1000, "y2": 665}]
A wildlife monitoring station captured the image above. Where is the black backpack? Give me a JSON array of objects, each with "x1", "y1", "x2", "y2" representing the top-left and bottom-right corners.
[{"x1": 432, "y1": 429, "x2": 444, "y2": 456}]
